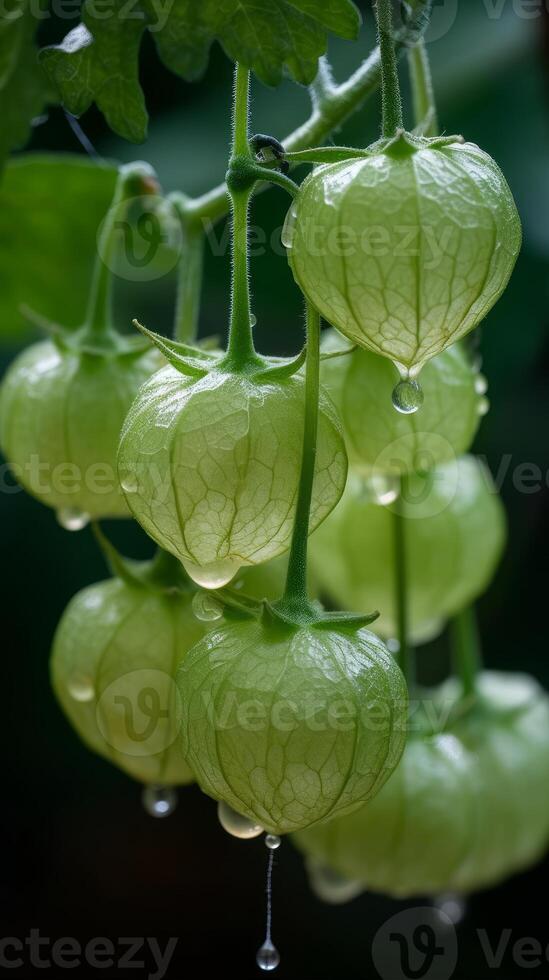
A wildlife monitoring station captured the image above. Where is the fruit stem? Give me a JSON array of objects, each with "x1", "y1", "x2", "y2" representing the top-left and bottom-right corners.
[
  {"x1": 281, "y1": 302, "x2": 320, "y2": 614},
  {"x1": 392, "y1": 482, "x2": 413, "y2": 686},
  {"x1": 408, "y1": 39, "x2": 438, "y2": 136},
  {"x1": 374, "y1": 0, "x2": 404, "y2": 137},
  {"x1": 224, "y1": 63, "x2": 260, "y2": 371},
  {"x1": 450, "y1": 605, "x2": 482, "y2": 699},
  {"x1": 85, "y1": 163, "x2": 157, "y2": 340},
  {"x1": 173, "y1": 208, "x2": 205, "y2": 344}
]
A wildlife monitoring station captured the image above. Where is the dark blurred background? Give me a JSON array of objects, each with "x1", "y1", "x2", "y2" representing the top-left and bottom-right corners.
[{"x1": 1, "y1": 1, "x2": 548, "y2": 977}]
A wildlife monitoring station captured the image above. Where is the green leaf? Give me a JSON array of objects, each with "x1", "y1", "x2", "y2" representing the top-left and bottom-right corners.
[
  {"x1": 152, "y1": 0, "x2": 362, "y2": 86},
  {"x1": 0, "y1": 155, "x2": 117, "y2": 344},
  {"x1": 39, "y1": 0, "x2": 360, "y2": 140},
  {"x1": 40, "y1": 11, "x2": 148, "y2": 143},
  {"x1": 0, "y1": 1, "x2": 56, "y2": 171}
]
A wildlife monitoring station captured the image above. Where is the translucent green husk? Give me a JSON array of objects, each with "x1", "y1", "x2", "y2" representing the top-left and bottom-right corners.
[
  {"x1": 287, "y1": 138, "x2": 521, "y2": 375},
  {"x1": 177, "y1": 615, "x2": 408, "y2": 834},
  {"x1": 309, "y1": 456, "x2": 506, "y2": 643},
  {"x1": 294, "y1": 672, "x2": 549, "y2": 897}
]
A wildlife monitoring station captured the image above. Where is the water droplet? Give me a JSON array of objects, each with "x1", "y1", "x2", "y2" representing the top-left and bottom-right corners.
[
  {"x1": 308, "y1": 860, "x2": 363, "y2": 905},
  {"x1": 472, "y1": 353, "x2": 483, "y2": 373},
  {"x1": 182, "y1": 558, "x2": 240, "y2": 590},
  {"x1": 68, "y1": 673, "x2": 95, "y2": 702},
  {"x1": 392, "y1": 379, "x2": 424, "y2": 415},
  {"x1": 256, "y1": 940, "x2": 280, "y2": 972},
  {"x1": 474, "y1": 374, "x2": 488, "y2": 396},
  {"x1": 478, "y1": 397, "x2": 490, "y2": 416},
  {"x1": 250, "y1": 314, "x2": 257, "y2": 328},
  {"x1": 217, "y1": 801, "x2": 263, "y2": 839},
  {"x1": 142, "y1": 784, "x2": 177, "y2": 818},
  {"x1": 433, "y1": 892, "x2": 466, "y2": 926},
  {"x1": 192, "y1": 591, "x2": 224, "y2": 622},
  {"x1": 56, "y1": 507, "x2": 90, "y2": 532},
  {"x1": 386, "y1": 638, "x2": 400, "y2": 655},
  {"x1": 120, "y1": 472, "x2": 138, "y2": 494},
  {"x1": 281, "y1": 203, "x2": 298, "y2": 250},
  {"x1": 265, "y1": 834, "x2": 281, "y2": 850},
  {"x1": 362, "y1": 474, "x2": 400, "y2": 506}
]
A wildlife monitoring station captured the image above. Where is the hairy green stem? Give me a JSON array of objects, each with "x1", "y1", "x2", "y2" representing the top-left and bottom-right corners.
[
  {"x1": 282, "y1": 303, "x2": 320, "y2": 611},
  {"x1": 375, "y1": 0, "x2": 404, "y2": 136},
  {"x1": 392, "y1": 484, "x2": 412, "y2": 685},
  {"x1": 225, "y1": 64, "x2": 258, "y2": 370},
  {"x1": 408, "y1": 39, "x2": 438, "y2": 136},
  {"x1": 450, "y1": 606, "x2": 482, "y2": 699}
]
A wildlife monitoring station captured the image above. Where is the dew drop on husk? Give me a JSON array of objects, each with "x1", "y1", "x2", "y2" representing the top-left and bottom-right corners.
[
  {"x1": 182, "y1": 558, "x2": 240, "y2": 590},
  {"x1": 281, "y1": 203, "x2": 298, "y2": 250},
  {"x1": 56, "y1": 507, "x2": 90, "y2": 531},
  {"x1": 392, "y1": 379, "x2": 424, "y2": 415},
  {"x1": 142, "y1": 784, "x2": 177, "y2": 818},
  {"x1": 308, "y1": 860, "x2": 363, "y2": 905},
  {"x1": 217, "y1": 801, "x2": 264, "y2": 839},
  {"x1": 265, "y1": 834, "x2": 281, "y2": 850},
  {"x1": 361, "y1": 474, "x2": 400, "y2": 506},
  {"x1": 257, "y1": 940, "x2": 280, "y2": 972},
  {"x1": 478, "y1": 396, "x2": 490, "y2": 416},
  {"x1": 433, "y1": 892, "x2": 467, "y2": 926},
  {"x1": 192, "y1": 591, "x2": 224, "y2": 622},
  {"x1": 68, "y1": 673, "x2": 95, "y2": 702},
  {"x1": 474, "y1": 374, "x2": 488, "y2": 396},
  {"x1": 120, "y1": 472, "x2": 139, "y2": 494}
]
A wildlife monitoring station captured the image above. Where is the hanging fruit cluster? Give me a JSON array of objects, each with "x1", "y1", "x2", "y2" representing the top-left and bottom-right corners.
[{"x1": 2, "y1": 0, "x2": 546, "y2": 973}]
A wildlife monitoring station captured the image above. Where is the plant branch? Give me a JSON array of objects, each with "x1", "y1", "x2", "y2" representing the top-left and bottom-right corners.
[
  {"x1": 170, "y1": 196, "x2": 205, "y2": 343},
  {"x1": 224, "y1": 64, "x2": 258, "y2": 370},
  {"x1": 392, "y1": 483, "x2": 412, "y2": 686},
  {"x1": 281, "y1": 302, "x2": 321, "y2": 614},
  {"x1": 85, "y1": 164, "x2": 153, "y2": 338},
  {"x1": 450, "y1": 606, "x2": 482, "y2": 699},
  {"x1": 374, "y1": 0, "x2": 403, "y2": 136},
  {"x1": 184, "y1": 8, "x2": 430, "y2": 229},
  {"x1": 408, "y1": 39, "x2": 438, "y2": 136}
]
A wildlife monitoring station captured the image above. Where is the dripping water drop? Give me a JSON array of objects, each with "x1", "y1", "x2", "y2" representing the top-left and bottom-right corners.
[
  {"x1": 362, "y1": 474, "x2": 400, "y2": 506},
  {"x1": 308, "y1": 859, "x2": 363, "y2": 905},
  {"x1": 192, "y1": 591, "x2": 224, "y2": 622},
  {"x1": 182, "y1": 558, "x2": 240, "y2": 589},
  {"x1": 256, "y1": 836, "x2": 280, "y2": 971},
  {"x1": 142, "y1": 784, "x2": 177, "y2": 818},
  {"x1": 120, "y1": 472, "x2": 139, "y2": 494},
  {"x1": 217, "y1": 801, "x2": 264, "y2": 839},
  {"x1": 391, "y1": 379, "x2": 424, "y2": 415},
  {"x1": 281, "y1": 203, "x2": 298, "y2": 250},
  {"x1": 265, "y1": 834, "x2": 281, "y2": 851},
  {"x1": 68, "y1": 673, "x2": 95, "y2": 702},
  {"x1": 433, "y1": 892, "x2": 467, "y2": 926},
  {"x1": 56, "y1": 507, "x2": 90, "y2": 532},
  {"x1": 257, "y1": 940, "x2": 280, "y2": 972}
]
